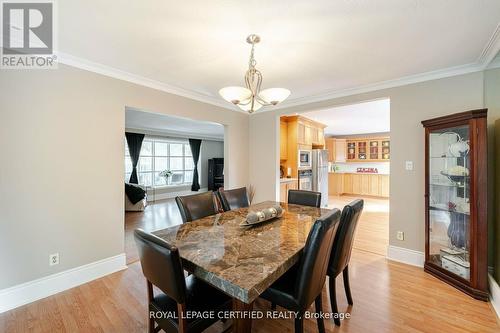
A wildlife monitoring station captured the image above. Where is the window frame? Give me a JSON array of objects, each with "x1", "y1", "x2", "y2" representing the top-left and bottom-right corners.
[{"x1": 125, "y1": 137, "x2": 194, "y2": 188}]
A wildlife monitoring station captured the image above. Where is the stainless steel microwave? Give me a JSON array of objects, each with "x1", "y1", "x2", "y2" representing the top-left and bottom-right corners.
[{"x1": 298, "y1": 149, "x2": 312, "y2": 169}]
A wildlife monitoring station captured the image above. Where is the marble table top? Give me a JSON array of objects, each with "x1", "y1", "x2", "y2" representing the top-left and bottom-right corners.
[{"x1": 153, "y1": 201, "x2": 330, "y2": 304}]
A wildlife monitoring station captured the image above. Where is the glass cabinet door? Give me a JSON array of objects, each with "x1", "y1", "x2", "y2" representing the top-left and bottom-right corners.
[{"x1": 428, "y1": 124, "x2": 470, "y2": 281}]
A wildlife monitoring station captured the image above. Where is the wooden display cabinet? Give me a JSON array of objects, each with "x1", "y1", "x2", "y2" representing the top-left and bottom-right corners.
[
  {"x1": 345, "y1": 137, "x2": 390, "y2": 162},
  {"x1": 422, "y1": 109, "x2": 488, "y2": 301}
]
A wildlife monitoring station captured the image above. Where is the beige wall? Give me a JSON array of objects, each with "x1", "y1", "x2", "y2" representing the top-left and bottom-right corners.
[
  {"x1": 0, "y1": 64, "x2": 249, "y2": 289},
  {"x1": 250, "y1": 72, "x2": 485, "y2": 253},
  {"x1": 485, "y1": 67, "x2": 500, "y2": 281}
]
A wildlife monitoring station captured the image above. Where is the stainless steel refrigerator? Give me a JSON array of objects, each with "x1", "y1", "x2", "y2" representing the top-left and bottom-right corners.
[{"x1": 312, "y1": 149, "x2": 329, "y2": 207}]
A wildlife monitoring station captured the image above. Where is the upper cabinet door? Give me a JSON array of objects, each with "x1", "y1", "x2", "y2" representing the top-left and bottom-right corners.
[
  {"x1": 297, "y1": 122, "x2": 306, "y2": 144},
  {"x1": 304, "y1": 125, "x2": 312, "y2": 145},
  {"x1": 280, "y1": 121, "x2": 288, "y2": 160},
  {"x1": 335, "y1": 139, "x2": 346, "y2": 162}
]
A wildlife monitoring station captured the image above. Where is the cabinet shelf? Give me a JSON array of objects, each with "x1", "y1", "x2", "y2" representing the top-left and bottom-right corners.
[{"x1": 429, "y1": 205, "x2": 470, "y2": 216}]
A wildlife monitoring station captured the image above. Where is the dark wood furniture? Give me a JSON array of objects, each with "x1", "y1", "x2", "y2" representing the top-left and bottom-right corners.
[
  {"x1": 207, "y1": 158, "x2": 224, "y2": 191},
  {"x1": 327, "y1": 199, "x2": 364, "y2": 326},
  {"x1": 422, "y1": 109, "x2": 488, "y2": 301},
  {"x1": 153, "y1": 201, "x2": 331, "y2": 333},
  {"x1": 260, "y1": 209, "x2": 341, "y2": 333},
  {"x1": 133, "y1": 229, "x2": 232, "y2": 333}
]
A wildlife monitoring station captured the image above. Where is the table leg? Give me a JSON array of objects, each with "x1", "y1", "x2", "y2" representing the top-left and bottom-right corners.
[{"x1": 232, "y1": 298, "x2": 254, "y2": 333}]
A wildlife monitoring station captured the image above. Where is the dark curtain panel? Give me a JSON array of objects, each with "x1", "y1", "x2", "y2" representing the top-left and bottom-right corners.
[
  {"x1": 189, "y1": 139, "x2": 202, "y2": 191},
  {"x1": 125, "y1": 132, "x2": 145, "y2": 184}
]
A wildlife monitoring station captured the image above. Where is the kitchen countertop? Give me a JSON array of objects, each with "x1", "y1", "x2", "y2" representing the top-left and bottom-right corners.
[{"x1": 280, "y1": 177, "x2": 298, "y2": 183}]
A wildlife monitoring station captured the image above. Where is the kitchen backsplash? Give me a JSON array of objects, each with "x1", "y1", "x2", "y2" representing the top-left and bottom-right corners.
[{"x1": 330, "y1": 162, "x2": 390, "y2": 174}]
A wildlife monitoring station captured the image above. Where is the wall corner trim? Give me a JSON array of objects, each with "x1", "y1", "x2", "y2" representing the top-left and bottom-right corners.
[
  {"x1": 0, "y1": 253, "x2": 127, "y2": 314},
  {"x1": 488, "y1": 273, "x2": 500, "y2": 319},
  {"x1": 386, "y1": 245, "x2": 424, "y2": 267}
]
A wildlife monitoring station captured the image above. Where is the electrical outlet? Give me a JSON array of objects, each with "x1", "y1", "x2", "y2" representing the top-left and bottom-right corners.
[
  {"x1": 49, "y1": 253, "x2": 59, "y2": 266},
  {"x1": 405, "y1": 161, "x2": 414, "y2": 171},
  {"x1": 396, "y1": 231, "x2": 405, "y2": 241}
]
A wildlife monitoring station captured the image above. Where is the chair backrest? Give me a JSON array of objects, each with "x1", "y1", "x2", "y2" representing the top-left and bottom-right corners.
[
  {"x1": 217, "y1": 187, "x2": 250, "y2": 212},
  {"x1": 294, "y1": 209, "x2": 341, "y2": 310},
  {"x1": 328, "y1": 199, "x2": 364, "y2": 277},
  {"x1": 134, "y1": 229, "x2": 186, "y2": 304},
  {"x1": 288, "y1": 189, "x2": 321, "y2": 208},
  {"x1": 175, "y1": 191, "x2": 218, "y2": 223}
]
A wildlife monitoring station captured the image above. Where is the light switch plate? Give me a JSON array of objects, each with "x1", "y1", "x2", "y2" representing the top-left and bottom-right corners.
[
  {"x1": 396, "y1": 231, "x2": 405, "y2": 241},
  {"x1": 405, "y1": 161, "x2": 414, "y2": 171}
]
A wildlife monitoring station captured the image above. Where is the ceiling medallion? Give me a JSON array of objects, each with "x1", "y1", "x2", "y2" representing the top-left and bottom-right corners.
[{"x1": 219, "y1": 34, "x2": 290, "y2": 114}]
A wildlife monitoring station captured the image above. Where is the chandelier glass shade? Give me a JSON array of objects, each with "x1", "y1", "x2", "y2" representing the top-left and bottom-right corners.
[{"x1": 219, "y1": 34, "x2": 290, "y2": 113}]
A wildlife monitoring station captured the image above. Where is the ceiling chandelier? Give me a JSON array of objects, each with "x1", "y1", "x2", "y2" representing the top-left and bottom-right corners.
[{"x1": 219, "y1": 34, "x2": 290, "y2": 114}]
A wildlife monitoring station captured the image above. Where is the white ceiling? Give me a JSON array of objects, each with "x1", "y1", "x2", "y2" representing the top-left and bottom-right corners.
[
  {"x1": 58, "y1": 1, "x2": 500, "y2": 111},
  {"x1": 125, "y1": 108, "x2": 224, "y2": 140},
  {"x1": 302, "y1": 99, "x2": 390, "y2": 136}
]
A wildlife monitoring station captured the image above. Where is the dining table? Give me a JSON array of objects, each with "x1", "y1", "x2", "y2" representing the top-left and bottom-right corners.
[{"x1": 153, "y1": 200, "x2": 330, "y2": 333}]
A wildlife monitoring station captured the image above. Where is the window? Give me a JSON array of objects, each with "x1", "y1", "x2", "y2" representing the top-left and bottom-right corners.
[{"x1": 125, "y1": 137, "x2": 194, "y2": 187}]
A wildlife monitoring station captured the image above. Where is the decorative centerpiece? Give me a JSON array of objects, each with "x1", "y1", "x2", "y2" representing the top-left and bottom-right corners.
[
  {"x1": 159, "y1": 170, "x2": 173, "y2": 185},
  {"x1": 241, "y1": 205, "x2": 283, "y2": 227}
]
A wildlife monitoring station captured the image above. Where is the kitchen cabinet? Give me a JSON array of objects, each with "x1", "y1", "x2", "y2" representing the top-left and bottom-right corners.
[
  {"x1": 326, "y1": 138, "x2": 347, "y2": 162},
  {"x1": 304, "y1": 125, "x2": 312, "y2": 145},
  {"x1": 328, "y1": 173, "x2": 344, "y2": 196},
  {"x1": 280, "y1": 121, "x2": 288, "y2": 160},
  {"x1": 335, "y1": 173, "x2": 389, "y2": 198},
  {"x1": 343, "y1": 173, "x2": 353, "y2": 194},
  {"x1": 345, "y1": 137, "x2": 390, "y2": 162},
  {"x1": 297, "y1": 122, "x2": 306, "y2": 144},
  {"x1": 280, "y1": 115, "x2": 327, "y2": 179},
  {"x1": 380, "y1": 175, "x2": 389, "y2": 197},
  {"x1": 280, "y1": 179, "x2": 298, "y2": 202}
]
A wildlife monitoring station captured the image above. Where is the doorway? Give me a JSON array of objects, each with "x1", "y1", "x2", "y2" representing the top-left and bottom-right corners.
[
  {"x1": 124, "y1": 108, "x2": 225, "y2": 264},
  {"x1": 278, "y1": 98, "x2": 390, "y2": 256}
]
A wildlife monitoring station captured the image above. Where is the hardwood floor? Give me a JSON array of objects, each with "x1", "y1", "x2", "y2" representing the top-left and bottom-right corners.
[
  {"x1": 2, "y1": 196, "x2": 496, "y2": 332},
  {"x1": 1, "y1": 251, "x2": 498, "y2": 332},
  {"x1": 125, "y1": 198, "x2": 182, "y2": 264},
  {"x1": 328, "y1": 195, "x2": 389, "y2": 256}
]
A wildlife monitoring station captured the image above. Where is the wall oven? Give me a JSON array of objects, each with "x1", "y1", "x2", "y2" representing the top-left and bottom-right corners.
[
  {"x1": 298, "y1": 169, "x2": 313, "y2": 191},
  {"x1": 298, "y1": 150, "x2": 312, "y2": 169}
]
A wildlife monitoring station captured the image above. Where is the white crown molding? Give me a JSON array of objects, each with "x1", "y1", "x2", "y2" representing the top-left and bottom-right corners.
[
  {"x1": 57, "y1": 24, "x2": 500, "y2": 116},
  {"x1": 487, "y1": 53, "x2": 500, "y2": 70},
  {"x1": 386, "y1": 245, "x2": 424, "y2": 267},
  {"x1": 56, "y1": 52, "x2": 243, "y2": 113},
  {"x1": 265, "y1": 62, "x2": 484, "y2": 112},
  {"x1": 0, "y1": 253, "x2": 126, "y2": 313},
  {"x1": 477, "y1": 24, "x2": 500, "y2": 69}
]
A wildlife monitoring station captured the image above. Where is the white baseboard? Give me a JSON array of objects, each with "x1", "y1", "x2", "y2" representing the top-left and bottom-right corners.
[
  {"x1": 489, "y1": 273, "x2": 500, "y2": 319},
  {"x1": 147, "y1": 187, "x2": 208, "y2": 201},
  {"x1": 386, "y1": 245, "x2": 425, "y2": 267},
  {"x1": 0, "y1": 253, "x2": 127, "y2": 314}
]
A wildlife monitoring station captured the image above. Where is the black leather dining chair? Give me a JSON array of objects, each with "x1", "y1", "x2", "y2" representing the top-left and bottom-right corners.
[
  {"x1": 288, "y1": 189, "x2": 322, "y2": 208},
  {"x1": 327, "y1": 199, "x2": 364, "y2": 326},
  {"x1": 175, "y1": 192, "x2": 218, "y2": 223},
  {"x1": 134, "y1": 229, "x2": 231, "y2": 333},
  {"x1": 217, "y1": 187, "x2": 250, "y2": 212},
  {"x1": 260, "y1": 209, "x2": 341, "y2": 333}
]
